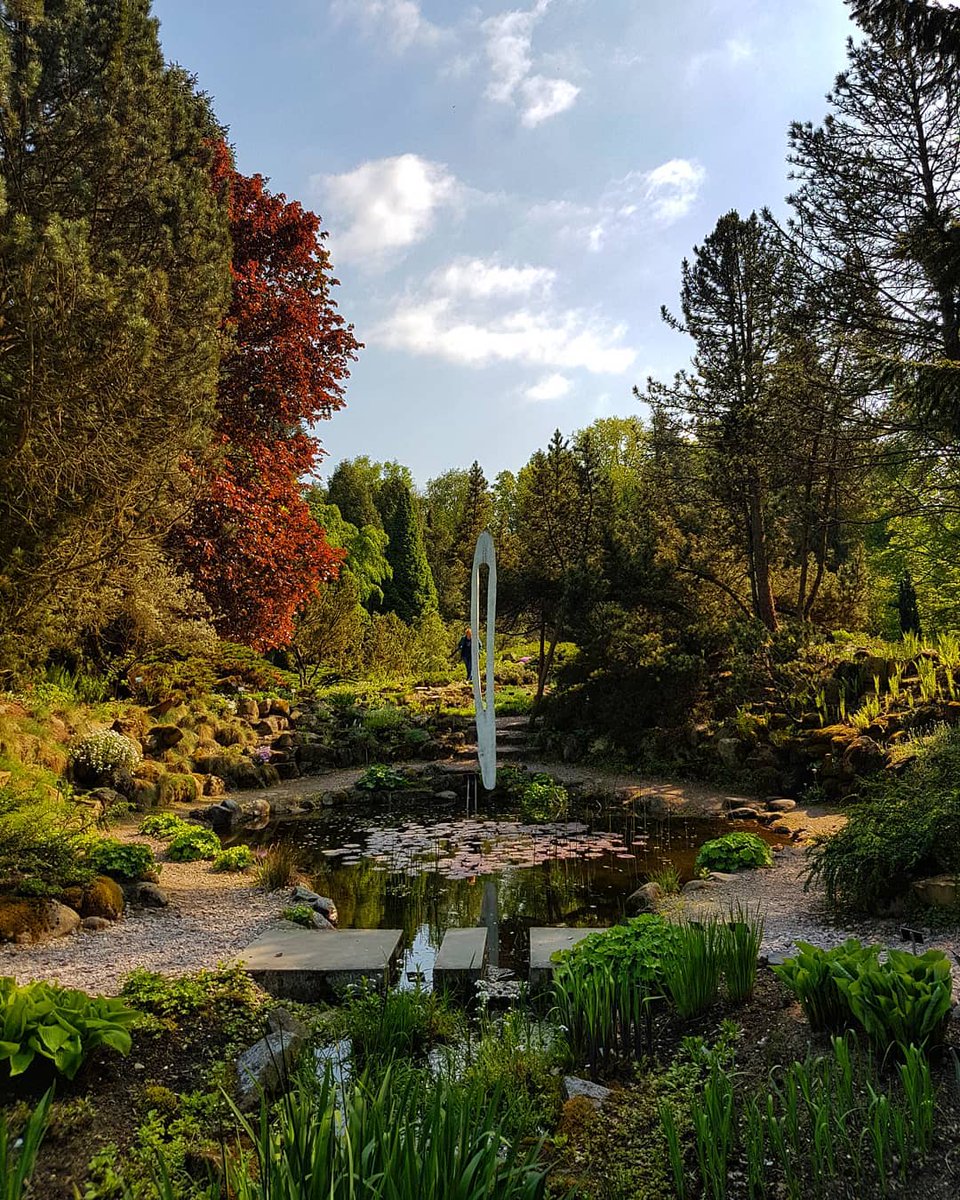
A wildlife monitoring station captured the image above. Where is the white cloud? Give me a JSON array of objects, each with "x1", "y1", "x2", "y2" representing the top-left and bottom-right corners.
[
  {"x1": 376, "y1": 262, "x2": 638, "y2": 374},
  {"x1": 483, "y1": 0, "x2": 580, "y2": 127},
  {"x1": 318, "y1": 154, "x2": 462, "y2": 262},
  {"x1": 687, "y1": 36, "x2": 755, "y2": 79},
  {"x1": 526, "y1": 373, "x2": 572, "y2": 401},
  {"x1": 434, "y1": 258, "x2": 556, "y2": 298},
  {"x1": 330, "y1": 0, "x2": 446, "y2": 51},
  {"x1": 642, "y1": 158, "x2": 707, "y2": 223}
]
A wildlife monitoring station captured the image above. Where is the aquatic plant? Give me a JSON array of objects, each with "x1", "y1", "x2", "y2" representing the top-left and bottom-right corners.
[
  {"x1": 356, "y1": 763, "x2": 410, "y2": 791},
  {"x1": 648, "y1": 863, "x2": 681, "y2": 894},
  {"x1": 694, "y1": 832, "x2": 771, "y2": 874}
]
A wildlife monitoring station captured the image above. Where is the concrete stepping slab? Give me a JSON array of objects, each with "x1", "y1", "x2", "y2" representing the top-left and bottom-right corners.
[
  {"x1": 433, "y1": 927, "x2": 488, "y2": 996},
  {"x1": 529, "y1": 926, "x2": 608, "y2": 987},
  {"x1": 241, "y1": 925, "x2": 402, "y2": 1001}
]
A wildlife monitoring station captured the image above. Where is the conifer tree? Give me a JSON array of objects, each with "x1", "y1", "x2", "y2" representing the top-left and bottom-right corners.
[{"x1": 378, "y1": 478, "x2": 437, "y2": 624}]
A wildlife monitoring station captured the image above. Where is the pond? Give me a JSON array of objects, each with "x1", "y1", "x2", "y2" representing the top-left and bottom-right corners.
[{"x1": 244, "y1": 796, "x2": 783, "y2": 985}]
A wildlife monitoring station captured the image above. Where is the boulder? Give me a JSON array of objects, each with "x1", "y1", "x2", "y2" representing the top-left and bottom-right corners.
[
  {"x1": 682, "y1": 879, "x2": 716, "y2": 895},
  {"x1": 913, "y1": 875, "x2": 958, "y2": 909},
  {"x1": 136, "y1": 882, "x2": 169, "y2": 907},
  {"x1": 562, "y1": 1077, "x2": 612, "y2": 1108},
  {"x1": 717, "y1": 738, "x2": 743, "y2": 769},
  {"x1": 726, "y1": 807, "x2": 761, "y2": 821},
  {"x1": 434, "y1": 790, "x2": 458, "y2": 802},
  {"x1": 626, "y1": 882, "x2": 662, "y2": 913},
  {"x1": 291, "y1": 885, "x2": 338, "y2": 924},
  {"x1": 235, "y1": 1014, "x2": 307, "y2": 1111},
  {"x1": 148, "y1": 725, "x2": 184, "y2": 751},
  {"x1": 270, "y1": 699, "x2": 291, "y2": 719},
  {"x1": 766, "y1": 798, "x2": 797, "y2": 813},
  {"x1": 236, "y1": 698, "x2": 260, "y2": 721},
  {"x1": 0, "y1": 899, "x2": 82, "y2": 943},
  {"x1": 203, "y1": 774, "x2": 227, "y2": 797},
  {"x1": 841, "y1": 736, "x2": 886, "y2": 778},
  {"x1": 80, "y1": 875, "x2": 125, "y2": 920},
  {"x1": 128, "y1": 779, "x2": 160, "y2": 810},
  {"x1": 81, "y1": 916, "x2": 112, "y2": 932}
]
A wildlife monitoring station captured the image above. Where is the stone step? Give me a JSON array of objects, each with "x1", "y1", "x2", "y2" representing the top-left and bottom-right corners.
[
  {"x1": 241, "y1": 925, "x2": 403, "y2": 1001},
  {"x1": 529, "y1": 927, "x2": 608, "y2": 987},
  {"x1": 496, "y1": 715, "x2": 531, "y2": 730},
  {"x1": 452, "y1": 745, "x2": 528, "y2": 762},
  {"x1": 433, "y1": 928, "x2": 488, "y2": 996}
]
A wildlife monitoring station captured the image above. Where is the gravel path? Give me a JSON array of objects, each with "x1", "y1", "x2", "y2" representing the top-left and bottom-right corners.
[{"x1": 0, "y1": 840, "x2": 284, "y2": 995}]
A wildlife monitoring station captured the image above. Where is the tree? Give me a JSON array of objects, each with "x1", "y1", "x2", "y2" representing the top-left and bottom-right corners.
[
  {"x1": 423, "y1": 467, "x2": 471, "y2": 618},
  {"x1": 897, "y1": 570, "x2": 922, "y2": 636},
  {"x1": 0, "y1": 0, "x2": 233, "y2": 673},
  {"x1": 787, "y1": 19, "x2": 960, "y2": 431},
  {"x1": 377, "y1": 477, "x2": 437, "y2": 624},
  {"x1": 176, "y1": 148, "x2": 360, "y2": 650},
  {"x1": 849, "y1": 0, "x2": 960, "y2": 59},
  {"x1": 326, "y1": 459, "x2": 383, "y2": 531}
]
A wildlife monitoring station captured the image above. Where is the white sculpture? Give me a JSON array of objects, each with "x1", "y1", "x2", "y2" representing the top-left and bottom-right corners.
[{"x1": 470, "y1": 530, "x2": 497, "y2": 790}]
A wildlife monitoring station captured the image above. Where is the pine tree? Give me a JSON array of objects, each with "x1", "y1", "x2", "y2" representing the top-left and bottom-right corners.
[
  {"x1": 378, "y1": 478, "x2": 437, "y2": 624},
  {"x1": 0, "y1": 0, "x2": 232, "y2": 669},
  {"x1": 897, "y1": 571, "x2": 922, "y2": 636}
]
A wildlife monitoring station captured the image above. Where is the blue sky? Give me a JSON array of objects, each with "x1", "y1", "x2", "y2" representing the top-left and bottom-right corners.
[{"x1": 152, "y1": 0, "x2": 855, "y2": 486}]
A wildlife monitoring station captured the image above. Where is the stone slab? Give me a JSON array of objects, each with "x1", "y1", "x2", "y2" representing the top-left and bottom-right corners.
[
  {"x1": 434, "y1": 927, "x2": 488, "y2": 995},
  {"x1": 529, "y1": 926, "x2": 608, "y2": 986},
  {"x1": 241, "y1": 925, "x2": 403, "y2": 1001}
]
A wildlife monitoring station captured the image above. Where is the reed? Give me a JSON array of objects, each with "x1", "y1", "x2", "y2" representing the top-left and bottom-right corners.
[
  {"x1": 663, "y1": 919, "x2": 724, "y2": 1020},
  {"x1": 1, "y1": 1089, "x2": 51, "y2": 1200},
  {"x1": 720, "y1": 905, "x2": 764, "y2": 1002}
]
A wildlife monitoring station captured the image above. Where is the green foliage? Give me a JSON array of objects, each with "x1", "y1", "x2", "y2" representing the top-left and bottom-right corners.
[
  {"x1": 807, "y1": 723, "x2": 960, "y2": 910},
  {"x1": 499, "y1": 767, "x2": 570, "y2": 822},
  {"x1": 339, "y1": 984, "x2": 460, "y2": 1069},
  {"x1": 254, "y1": 843, "x2": 300, "y2": 891},
  {"x1": 86, "y1": 838, "x2": 156, "y2": 881},
  {"x1": 648, "y1": 863, "x2": 681, "y2": 894},
  {"x1": 378, "y1": 476, "x2": 438, "y2": 625},
  {"x1": 281, "y1": 903, "x2": 316, "y2": 928},
  {"x1": 695, "y1": 832, "x2": 772, "y2": 874},
  {"x1": 356, "y1": 763, "x2": 409, "y2": 790},
  {"x1": 165, "y1": 826, "x2": 220, "y2": 862},
  {"x1": 0, "y1": 977, "x2": 136, "y2": 1080},
  {"x1": 775, "y1": 940, "x2": 953, "y2": 1053},
  {"x1": 138, "y1": 814, "x2": 190, "y2": 840},
  {"x1": 663, "y1": 919, "x2": 725, "y2": 1020},
  {"x1": 212, "y1": 845, "x2": 254, "y2": 872},
  {"x1": 119, "y1": 964, "x2": 261, "y2": 1040},
  {"x1": 0, "y1": 1087, "x2": 51, "y2": 1200},
  {"x1": 721, "y1": 908, "x2": 765, "y2": 1002},
  {"x1": 69, "y1": 730, "x2": 141, "y2": 784}
]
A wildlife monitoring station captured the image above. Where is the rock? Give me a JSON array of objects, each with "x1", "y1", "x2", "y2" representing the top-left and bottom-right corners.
[
  {"x1": 707, "y1": 871, "x2": 738, "y2": 883},
  {"x1": 266, "y1": 1007, "x2": 305, "y2": 1037},
  {"x1": 913, "y1": 875, "x2": 959, "y2": 908},
  {"x1": 235, "y1": 1021, "x2": 307, "y2": 1111},
  {"x1": 766, "y1": 798, "x2": 797, "y2": 813},
  {"x1": 236, "y1": 698, "x2": 260, "y2": 721},
  {"x1": 0, "y1": 899, "x2": 84, "y2": 942},
  {"x1": 83, "y1": 787, "x2": 128, "y2": 819},
  {"x1": 563, "y1": 1077, "x2": 612, "y2": 1108},
  {"x1": 81, "y1": 916, "x2": 112, "y2": 932},
  {"x1": 128, "y1": 779, "x2": 160, "y2": 810},
  {"x1": 771, "y1": 823, "x2": 792, "y2": 836},
  {"x1": 274, "y1": 762, "x2": 300, "y2": 781},
  {"x1": 726, "y1": 807, "x2": 761, "y2": 821},
  {"x1": 721, "y1": 796, "x2": 754, "y2": 810},
  {"x1": 682, "y1": 879, "x2": 716, "y2": 894},
  {"x1": 311, "y1": 912, "x2": 335, "y2": 930},
  {"x1": 435, "y1": 790, "x2": 458, "y2": 801},
  {"x1": 717, "y1": 738, "x2": 743, "y2": 769},
  {"x1": 291, "y1": 885, "x2": 338, "y2": 924},
  {"x1": 256, "y1": 717, "x2": 282, "y2": 736},
  {"x1": 270, "y1": 699, "x2": 291, "y2": 719},
  {"x1": 626, "y1": 882, "x2": 662, "y2": 912},
  {"x1": 205, "y1": 796, "x2": 271, "y2": 834},
  {"x1": 80, "y1": 875, "x2": 125, "y2": 920},
  {"x1": 136, "y1": 882, "x2": 169, "y2": 907},
  {"x1": 202, "y1": 774, "x2": 227, "y2": 797},
  {"x1": 148, "y1": 724, "x2": 184, "y2": 751},
  {"x1": 841, "y1": 736, "x2": 886, "y2": 778}
]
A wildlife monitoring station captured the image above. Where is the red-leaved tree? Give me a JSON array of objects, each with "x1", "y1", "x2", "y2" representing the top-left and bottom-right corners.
[{"x1": 180, "y1": 144, "x2": 360, "y2": 649}]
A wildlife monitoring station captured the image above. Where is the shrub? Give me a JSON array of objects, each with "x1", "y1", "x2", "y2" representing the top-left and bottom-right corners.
[
  {"x1": 695, "y1": 832, "x2": 772, "y2": 874},
  {"x1": 212, "y1": 845, "x2": 254, "y2": 873},
  {"x1": 357, "y1": 763, "x2": 409, "y2": 791},
  {"x1": 340, "y1": 984, "x2": 459, "y2": 1068},
  {"x1": 281, "y1": 903, "x2": 316, "y2": 927},
  {"x1": 86, "y1": 838, "x2": 156, "y2": 881},
  {"x1": 0, "y1": 977, "x2": 136, "y2": 1079},
  {"x1": 774, "y1": 941, "x2": 953, "y2": 1053},
  {"x1": 166, "y1": 827, "x2": 220, "y2": 862},
  {"x1": 69, "y1": 730, "x2": 141, "y2": 785},
  {"x1": 138, "y1": 814, "x2": 190, "y2": 839},
  {"x1": 255, "y1": 843, "x2": 299, "y2": 891}
]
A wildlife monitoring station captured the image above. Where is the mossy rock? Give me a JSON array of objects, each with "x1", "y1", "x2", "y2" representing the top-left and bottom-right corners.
[
  {"x1": 0, "y1": 898, "x2": 81, "y2": 943},
  {"x1": 79, "y1": 875, "x2": 125, "y2": 920},
  {"x1": 129, "y1": 779, "x2": 160, "y2": 810},
  {"x1": 158, "y1": 773, "x2": 202, "y2": 805},
  {"x1": 214, "y1": 720, "x2": 252, "y2": 748},
  {"x1": 134, "y1": 760, "x2": 167, "y2": 783}
]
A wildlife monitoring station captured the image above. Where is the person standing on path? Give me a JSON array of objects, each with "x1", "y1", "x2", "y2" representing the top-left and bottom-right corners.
[{"x1": 455, "y1": 627, "x2": 480, "y2": 683}]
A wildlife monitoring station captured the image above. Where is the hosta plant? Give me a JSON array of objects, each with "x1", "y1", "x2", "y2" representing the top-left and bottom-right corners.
[
  {"x1": 695, "y1": 832, "x2": 772, "y2": 874},
  {"x1": 0, "y1": 977, "x2": 137, "y2": 1079}
]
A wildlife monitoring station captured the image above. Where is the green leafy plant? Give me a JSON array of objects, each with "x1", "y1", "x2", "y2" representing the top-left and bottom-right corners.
[
  {"x1": 663, "y1": 918, "x2": 725, "y2": 1020},
  {"x1": 836, "y1": 947, "x2": 953, "y2": 1055},
  {"x1": 120, "y1": 965, "x2": 261, "y2": 1040},
  {"x1": 281, "y1": 903, "x2": 316, "y2": 928},
  {"x1": 166, "y1": 826, "x2": 221, "y2": 862},
  {"x1": 138, "y1": 814, "x2": 190, "y2": 839},
  {"x1": 69, "y1": 729, "x2": 141, "y2": 785},
  {"x1": 648, "y1": 863, "x2": 681, "y2": 894},
  {"x1": 695, "y1": 832, "x2": 772, "y2": 874},
  {"x1": 0, "y1": 977, "x2": 136, "y2": 1080},
  {"x1": 773, "y1": 940, "x2": 880, "y2": 1031},
  {"x1": 86, "y1": 838, "x2": 156, "y2": 881},
  {"x1": 0, "y1": 1087, "x2": 51, "y2": 1200},
  {"x1": 339, "y1": 984, "x2": 459, "y2": 1069},
  {"x1": 720, "y1": 904, "x2": 764, "y2": 1002},
  {"x1": 356, "y1": 763, "x2": 409, "y2": 791},
  {"x1": 212, "y1": 845, "x2": 254, "y2": 872}
]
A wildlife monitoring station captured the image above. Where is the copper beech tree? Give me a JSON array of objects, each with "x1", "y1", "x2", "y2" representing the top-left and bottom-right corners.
[{"x1": 179, "y1": 144, "x2": 361, "y2": 649}]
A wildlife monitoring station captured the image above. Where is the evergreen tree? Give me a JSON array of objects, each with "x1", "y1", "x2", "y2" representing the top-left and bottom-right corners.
[
  {"x1": 378, "y1": 477, "x2": 437, "y2": 624},
  {"x1": 326, "y1": 460, "x2": 383, "y2": 531},
  {"x1": 897, "y1": 570, "x2": 923, "y2": 636},
  {"x1": 0, "y1": 0, "x2": 232, "y2": 670}
]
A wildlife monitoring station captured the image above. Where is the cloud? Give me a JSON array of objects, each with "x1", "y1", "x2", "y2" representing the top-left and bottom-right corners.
[
  {"x1": 642, "y1": 158, "x2": 707, "y2": 223},
  {"x1": 318, "y1": 155, "x2": 462, "y2": 262},
  {"x1": 377, "y1": 257, "x2": 636, "y2": 375},
  {"x1": 330, "y1": 0, "x2": 446, "y2": 51},
  {"x1": 434, "y1": 258, "x2": 556, "y2": 298},
  {"x1": 687, "y1": 36, "x2": 755, "y2": 80},
  {"x1": 526, "y1": 373, "x2": 572, "y2": 401},
  {"x1": 483, "y1": 1, "x2": 580, "y2": 127}
]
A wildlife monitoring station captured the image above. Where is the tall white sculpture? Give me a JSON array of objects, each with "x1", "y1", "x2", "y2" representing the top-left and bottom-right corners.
[{"x1": 470, "y1": 530, "x2": 497, "y2": 790}]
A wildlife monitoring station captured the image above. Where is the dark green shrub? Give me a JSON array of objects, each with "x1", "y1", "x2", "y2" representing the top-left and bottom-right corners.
[
  {"x1": 0, "y1": 977, "x2": 136, "y2": 1079},
  {"x1": 357, "y1": 764, "x2": 409, "y2": 791},
  {"x1": 138, "y1": 814, "x2": 190, "y2": 839},
  {"x1": 166, "y1": 827, "x2": 220, "y2": 862},
  {"x1": 86, "y1": 838, "x2": 156, "y2": 881},
  {"x1": 695, "y1": 832, "x2": 772, "y2": 873}
]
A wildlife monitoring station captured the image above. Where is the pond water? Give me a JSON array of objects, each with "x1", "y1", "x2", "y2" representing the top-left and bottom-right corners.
[{"x1": 245, "y1": 797, "x2": 782, "y2": 985}]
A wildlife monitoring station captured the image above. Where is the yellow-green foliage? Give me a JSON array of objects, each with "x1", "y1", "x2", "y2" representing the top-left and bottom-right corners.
[{"x1": 158, "y1": 773, "x2": 201, "y2": 806}]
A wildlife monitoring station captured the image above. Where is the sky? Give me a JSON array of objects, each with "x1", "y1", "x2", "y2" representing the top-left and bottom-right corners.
[{"x1": 151, "y1": 0, "x2": 857, "y2": 486}]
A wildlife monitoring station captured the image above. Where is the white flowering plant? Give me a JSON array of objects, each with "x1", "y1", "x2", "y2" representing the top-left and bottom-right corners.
[{"x1": 70, "y1": 729, "x2": 141, "y2": 784}]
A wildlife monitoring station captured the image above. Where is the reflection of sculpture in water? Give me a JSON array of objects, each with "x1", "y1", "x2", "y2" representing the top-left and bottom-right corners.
[
  {"x1": 481, "y1": 880, "x2": 499, "y2": 968},
  {"x1": 471, "y1": 530, "x2": 497, "y2": 789}
]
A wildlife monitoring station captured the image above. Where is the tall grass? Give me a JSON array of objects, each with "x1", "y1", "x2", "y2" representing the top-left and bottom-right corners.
[
  {"x1": 340, "y1": 983, "x2": 459, "y2": 1069},
  {"x1": 721, "y1": 905, "x2": 764, "y2": 1002},
  {"x1": 254, "y1": 843, "x2": 299, "y2": 891},
  {"x1": 663, "y1": 920, "x2": 724, "y2": 1020},
  {"x1": 1, "y1": 1089, "x2": 51, "y2": 1200}
]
